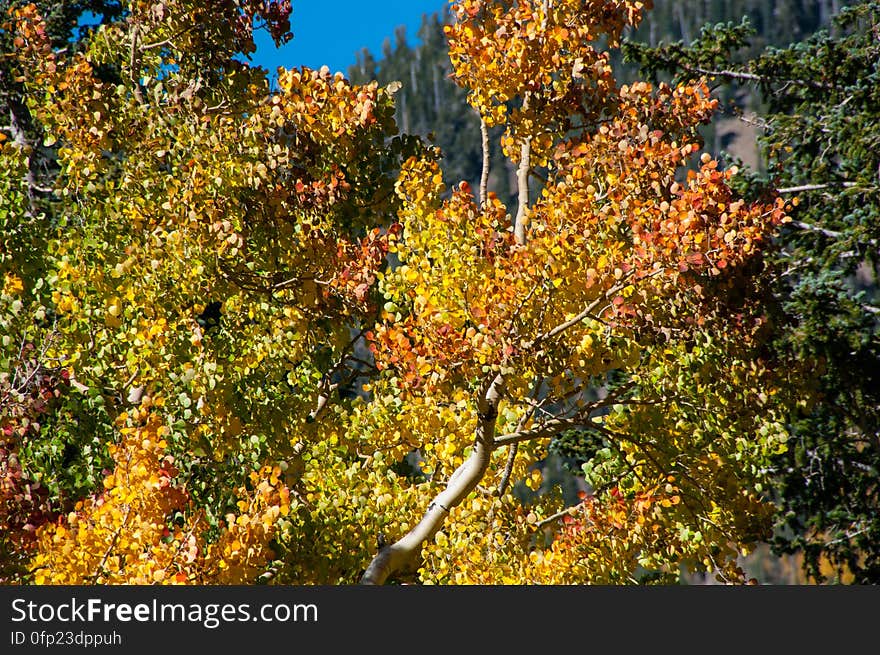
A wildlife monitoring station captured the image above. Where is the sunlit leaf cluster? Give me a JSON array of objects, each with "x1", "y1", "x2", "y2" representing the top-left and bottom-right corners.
[{"x1": 0, "y1": 0, "x2": 810, "y2": 586}]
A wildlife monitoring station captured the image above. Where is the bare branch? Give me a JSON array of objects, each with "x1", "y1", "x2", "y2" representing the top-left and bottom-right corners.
[
  {"x1": 307, "y1": 330, "x2": 369, "y2": 423},
  {"x1": 129, "y1": 23, "x2": 144, "y2": 104},
  {"x1": 529, "y1": 296, "x2": 604, "y2": 347},
  {"x1": 90, "y1": 504, "x2": 132, "y2": 583},
  {"x1": 788, "y1": 220, "x2": 844, "y2": 239},
  {"x1": 141, "y1": 24, "x2": 198, "y2": 51},
  {"x1": 668, "y1": 59, "x2": 832, "y2": 91},
  {"x1": 535, "y1": 505, "x2": 580, "y2": 529},
  {"x1": 777, "y1": 182, "x2": 855, "y2": 194},
  {"x1": 494, "y1": 381, "x2": 635, "y2": 448},
  {"x1": 497, "y1": 386, "x2": 540, "y2": 496},
  {"x1": 689, "y1": 67, "x2": 763, "y2": 82},
  {"x1": 140, "y1": 36, "x2": 176, "y2": 51},
  {"x1": 524, "y1": 276, "x2": 633, "y2": 352},
  {"x1": 497, "y1": 443, "x2": 518, "y2": 496},
  {"x1": 493, "y1": 415, "x2": 583, "y2": 447}
]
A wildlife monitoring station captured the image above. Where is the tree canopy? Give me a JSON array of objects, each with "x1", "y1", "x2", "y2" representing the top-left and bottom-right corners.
[{"x1": 2, "y1": 0, "x2": 870, "y2": 586}]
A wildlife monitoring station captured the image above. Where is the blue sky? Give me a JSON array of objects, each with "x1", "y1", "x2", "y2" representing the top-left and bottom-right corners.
[{"x1": 248, "y1": 1, "x2": 449, "y2": 78}]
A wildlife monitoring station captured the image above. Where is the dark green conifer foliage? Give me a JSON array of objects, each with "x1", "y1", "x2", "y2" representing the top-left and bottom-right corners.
[{"x1": 624, "y1": 0, "x2": 880, "y2": 583}]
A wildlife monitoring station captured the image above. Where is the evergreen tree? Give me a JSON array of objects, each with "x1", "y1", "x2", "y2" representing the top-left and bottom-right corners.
[
  {"x1": 625, "y1": 0, "x2": 880, "y2": 583},
  {"x1": 348, "y1": 8, "x2": 517, "y2": 207}
]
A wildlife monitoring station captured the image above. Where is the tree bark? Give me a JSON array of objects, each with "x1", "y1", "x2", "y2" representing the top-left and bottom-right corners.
[
  {"x1": 479, "y1": 115, "x2": 490, "y2": 206},
  {"x1": 514, "y1": 137, "x2": 530, "y2": 245},
  {"x1": 359, "y1": 375, "x2": 504, "y2": 584}
]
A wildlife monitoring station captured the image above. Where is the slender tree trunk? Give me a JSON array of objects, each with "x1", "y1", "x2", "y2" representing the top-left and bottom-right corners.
[
  {"x1": 514, "y1": 137, "x2": 531, "y2": 245},
  {"x1": 410, "y1": 59, "x2": 418, "y2": 95},
  {"x1": 7, "y1": 98, "x2": 47, "y2": 216},
  {"x1": 505, "y1": 156, "x2": 517, "y2": 206},
  {"x1": 479, "y1": 115, "x2": 490, "y2": 206},
  {"x1": 432, "y1": 64, "x2": 441, "y2": 116},
  {"x1": 360, "y1": 375, "x2": 505, "y2": 585},
  {"x1": 398, "y1": 89, "x2": 410, "y2": 135},
  {"x1": 674, "y1": 3, "x2": 691, "y2": 44}
]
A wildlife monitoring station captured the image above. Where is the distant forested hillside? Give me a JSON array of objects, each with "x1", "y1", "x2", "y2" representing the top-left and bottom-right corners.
[{"x1": 348, "y1": 0, "x2": 853, "y2": 203}]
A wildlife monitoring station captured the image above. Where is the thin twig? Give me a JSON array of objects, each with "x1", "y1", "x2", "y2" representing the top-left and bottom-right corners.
[
  {"x1": 90, "y1": 505, "x2": 133, "y2": 582},
  {"x1": 498, "y1": 383, "x2": 541, "y2": 496},
  {"x1": 535, "y1": 505, "x2": 580, "y2": 530}
]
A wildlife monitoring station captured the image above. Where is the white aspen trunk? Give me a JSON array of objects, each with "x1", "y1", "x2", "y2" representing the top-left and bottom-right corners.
[
  {"x1": 514, "y1": 138, "x2": 531, "y2": 245},
  {"x1": 359, "y1": 375, "x2": 505, "y2": 584}
]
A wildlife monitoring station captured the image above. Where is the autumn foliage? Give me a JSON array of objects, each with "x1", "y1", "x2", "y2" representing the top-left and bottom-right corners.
[
  {"x1": 0, "y1": 0, "x2": 800, "y2": 585},
  {"x1": 30, "y1": 412, "x2": 290, "y2": 584}
]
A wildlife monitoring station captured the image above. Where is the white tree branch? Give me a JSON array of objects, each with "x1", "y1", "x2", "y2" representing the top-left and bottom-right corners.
[{"x1": 359, "y1": 374, "x2": 505, "y2": 584}]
